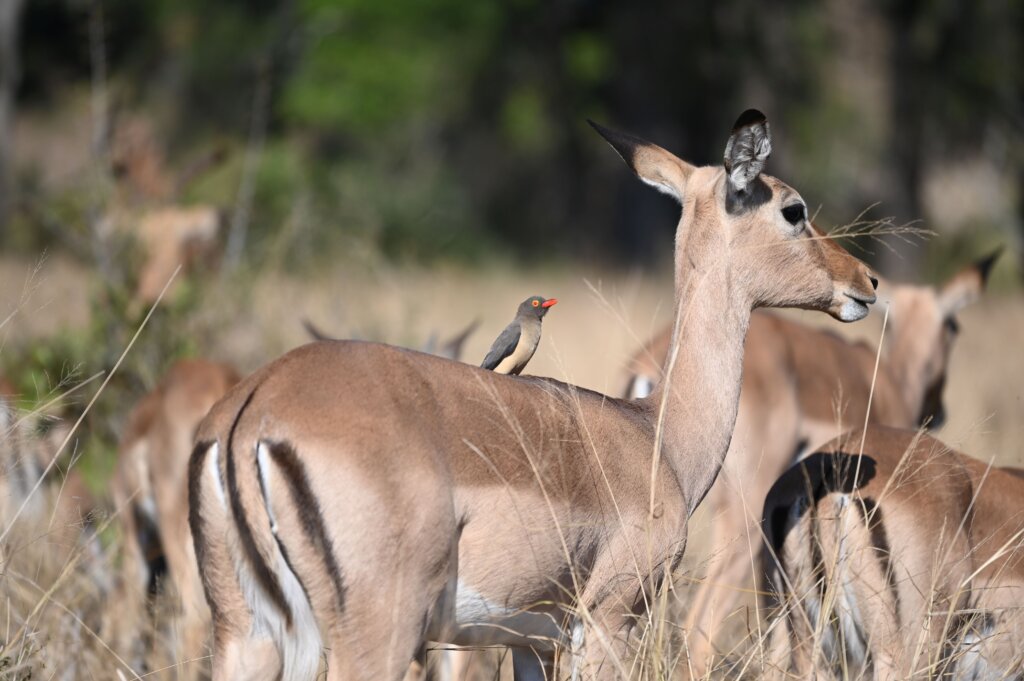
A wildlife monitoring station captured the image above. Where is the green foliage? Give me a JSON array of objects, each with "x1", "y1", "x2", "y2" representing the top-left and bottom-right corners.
[
  {"x1": 1, "y1": 262, "x2": 204, "y2": 491},
  {"x1": 8, "y1": 0, "x2": 1023, "y2": 271},
  {"x1": 283, "y1": 0, "x2": 501, "y2": 135},
  {"x1": 563, "y1": 32, "x2": 611, "y2": 88},
  {"x1": 501, "y1": 86, "x2": 552, "y2": 156}
]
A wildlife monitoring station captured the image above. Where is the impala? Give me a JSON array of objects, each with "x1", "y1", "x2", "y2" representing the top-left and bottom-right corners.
[
  {"x1": 188, "y1": 110, "x2": 877, "y2": 681},
  {"x1": 110, "y1": 359, "x2": 241, "y2": 671},
  {"x1": 621, "y1": 252, "x2": 997, "y2": 673},
  {"x1": 763, "y1": 426, "x2": 1024, "y2": 679}
]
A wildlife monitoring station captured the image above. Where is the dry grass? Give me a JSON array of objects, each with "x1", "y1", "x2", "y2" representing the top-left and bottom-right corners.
[{"x1": 1, "y1": 253, "x2": 1022, "y2": 679}]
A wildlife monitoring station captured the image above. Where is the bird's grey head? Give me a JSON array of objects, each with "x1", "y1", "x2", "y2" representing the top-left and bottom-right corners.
[{"x1": 518, "y1": 295, "x2": 558, "y2": 320}]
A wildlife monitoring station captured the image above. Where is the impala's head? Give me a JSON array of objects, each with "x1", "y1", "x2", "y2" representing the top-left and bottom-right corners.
[
  {"x1": 590, "y1": 110, "x2": 877, "y2": 322},
  {"x1": 885, "y1": 248, "x2": 1000, "y2": 427},
  {"x1": 518, "y1": 296, "x2": 558, "y2": 320}
]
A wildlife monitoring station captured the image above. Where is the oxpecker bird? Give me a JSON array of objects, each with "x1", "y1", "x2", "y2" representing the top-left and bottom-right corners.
[{"x1": 481, "y1": 296, "x2": 558, "y2": 375}]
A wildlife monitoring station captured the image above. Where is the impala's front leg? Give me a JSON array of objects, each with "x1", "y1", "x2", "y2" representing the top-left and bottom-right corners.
[
  {"x1": 571, "y1": 597, "x2": 644, "y2": 680},
  {"x1": 574, "y1": 545, "x2": 684, "y2": 679}
]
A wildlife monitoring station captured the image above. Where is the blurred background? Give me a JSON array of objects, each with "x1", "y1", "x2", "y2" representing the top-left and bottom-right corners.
[
  {"x1": 0, "y1": 0, "x2": 1021, "y2": 518},
  {"x1": 0, "y1": 1, "x2": 1022, "y2": 677},
  {"x1": 2, "y1": 0, "x2": 1022, "y2": 268},
  {"x1": 1, "y1": 0, "x2": 1022, "y2": 509}
]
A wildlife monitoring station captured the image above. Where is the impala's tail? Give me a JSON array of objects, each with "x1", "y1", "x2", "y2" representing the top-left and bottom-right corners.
[
  {"x1": 190, "y1": 385, "x2": 321, "y2": 680},
  {"x1": 763, "y1": 453, "x2": 897, "y2": 677}
]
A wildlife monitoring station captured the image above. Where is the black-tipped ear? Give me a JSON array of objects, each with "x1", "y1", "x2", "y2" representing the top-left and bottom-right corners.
[
  {"x1": 439, "y1": 318, "x2": 480, "y2": 362},
  {"x1": 939, "y1": 246, "x2": 1002, "y2": 315},
  {"x1": 588, "y1": 120, "x2": 694, "y2": 203},
  {"x1": 724, "y1": 109, "x2": 771, "y2": 194},
  {"x1": 731, "y1": 109, "x2": 769, "y2": 132},
  {"x1": 302, "y1": 318, "x2": 337, "y2": 342},
  {"x1": 974, "y1": 246, "x2": 1003, "y2": 287},
  {"x1": 588, "y1": 119, "x2": 647, "y2": 169}
]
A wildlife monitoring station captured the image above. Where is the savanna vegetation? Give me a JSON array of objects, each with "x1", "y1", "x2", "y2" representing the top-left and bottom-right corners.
[{"x1": 0, "y1": 0, "x2": 1022, "y2": 678}]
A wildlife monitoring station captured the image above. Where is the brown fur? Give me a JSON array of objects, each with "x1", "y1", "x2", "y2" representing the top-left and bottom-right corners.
[
  {"x1": 764, "y1": 426, "x2": 1024, "y2": 678},
  {"x1": 622, "y1": 256, "x2": 993, "y2": 673},
  {"x1": 189, "y1": 112, "x2": 877, "y2": 680}
]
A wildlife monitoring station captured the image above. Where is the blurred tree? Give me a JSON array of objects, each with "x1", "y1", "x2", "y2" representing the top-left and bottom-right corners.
[
  {"x1": 0, "y1": 0, "x2": 25, "y2": 236},
  {"x1": 881, "y1": 0, "x2": 1023, "y2": 276},
  {"x1": 3, "y1": 0, "x2": 1022, "y2": 269}
]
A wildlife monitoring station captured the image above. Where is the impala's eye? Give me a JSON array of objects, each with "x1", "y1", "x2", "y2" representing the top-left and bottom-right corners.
[
  {"x1": 944, "y1": 316, "x2": 960, "y2": 335},
  {"x1": 781, "y1": 203, "x2": 806, "y2": 226}
]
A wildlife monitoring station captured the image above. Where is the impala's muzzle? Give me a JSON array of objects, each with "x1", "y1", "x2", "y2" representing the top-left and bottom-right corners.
[{"x1": 831, "y1": 265, "x2": 878, "y2": 322}]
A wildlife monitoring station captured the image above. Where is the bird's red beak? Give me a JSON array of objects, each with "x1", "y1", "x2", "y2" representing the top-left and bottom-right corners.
[{"x1": 541, "y1": 298, "x2": 558, "y2": 308}]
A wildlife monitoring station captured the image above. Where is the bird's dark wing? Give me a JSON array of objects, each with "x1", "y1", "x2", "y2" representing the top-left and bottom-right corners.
[{"x1": 481, "y1": 322, "x2": 521, "y2": 370}]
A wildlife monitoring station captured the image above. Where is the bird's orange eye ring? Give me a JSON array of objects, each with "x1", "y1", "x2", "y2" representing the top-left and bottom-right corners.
[{"x1": 532, "y1": 300, "x2": 540, "y2": 307}]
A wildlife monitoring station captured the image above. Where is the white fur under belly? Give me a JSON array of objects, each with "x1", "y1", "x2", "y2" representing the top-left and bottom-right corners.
[{"x1": 449, "y1": 580, "x2": 562, "y2": 647}]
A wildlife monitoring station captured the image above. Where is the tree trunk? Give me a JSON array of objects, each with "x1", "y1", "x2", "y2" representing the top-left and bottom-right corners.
[
  {"x1": 0, "y1": 0, "x2": 26, "y2": 238},
  {"x1": 884, "y1": 0, "x2": 926, "y2": 279}
]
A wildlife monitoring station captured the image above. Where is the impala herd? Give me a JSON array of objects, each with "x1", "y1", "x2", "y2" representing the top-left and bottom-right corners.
[{"x1": 0, "y1": 110, "x2": 1019, "y2": 681}]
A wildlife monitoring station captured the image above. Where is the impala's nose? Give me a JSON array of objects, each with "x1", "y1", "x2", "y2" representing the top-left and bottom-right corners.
[{"x1": 869, "y1": 274, "x2": 879, "y2": 290}]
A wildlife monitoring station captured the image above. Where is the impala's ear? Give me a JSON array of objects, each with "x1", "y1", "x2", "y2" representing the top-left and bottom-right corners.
[
  {"x1": 302, "y1": 318, "x2": 338, "y2": 342},
  {"x1": 588, "y1": 120, "x2": 694, "y2": 204},
  {"x1": 723, "y1": 109, "x2": 771, "y2": 196},
  {"x1": 938, "y1": 246, "x2": 1002, "y2": 315},
  {"x1": 439, "y1": 318, "x2": 480, "y2": 362}
]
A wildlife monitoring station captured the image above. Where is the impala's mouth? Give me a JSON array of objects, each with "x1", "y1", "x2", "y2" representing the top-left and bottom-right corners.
[{"x1": 835, "y1": 289, "x2": 876, "y2": 322}]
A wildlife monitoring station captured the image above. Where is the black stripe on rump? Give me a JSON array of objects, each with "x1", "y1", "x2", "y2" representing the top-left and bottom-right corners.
[
  {"x1": 226, "y1": 390, "x2": 293, "y2": 627},
  {"x1": 266, "y1": 440, "x2": 347, "y2": 614},
  {"x1": 187, "y1": 439, "x2": 220, "y2": 621},
  {"x1": 859, "y1": 497, "x2": 899, "y2": 613}
]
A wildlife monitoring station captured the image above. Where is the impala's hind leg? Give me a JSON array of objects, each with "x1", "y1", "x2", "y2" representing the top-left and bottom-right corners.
[
  {"x1": 766, "y1": 495, "x2": 823, "y2": 678},
  {"x1": 189, "y1": 442, "x2": 282, "y2": 681},
  {"x1": 260, "y1": 441, "x2": 458, "y2": 681},
  {"x1": 816, "y1": 495, "x2": 900, "y2": 677},
  {"x1": 319, "y1": 554, "x2": 455, "y2": 681}
]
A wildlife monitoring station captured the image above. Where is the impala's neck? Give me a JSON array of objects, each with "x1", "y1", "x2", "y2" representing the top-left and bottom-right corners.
[
  {"x1": 885, "y1": 332, "x2": 932, "y2": 424},
  {"x1": 645, "y1": 235, "x2": 751, "y2": 517}
]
